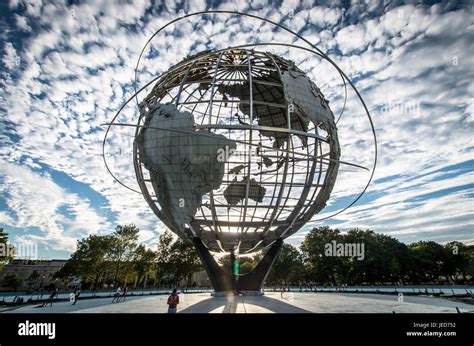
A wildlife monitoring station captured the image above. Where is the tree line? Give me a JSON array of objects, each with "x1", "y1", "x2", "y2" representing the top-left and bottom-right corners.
[
  {"x1": 53, "y1": 225, "x2": 202, "y2": 289},
  {"x1": 269, "y1": 227, "x2": 473, "y2": 286},
  {"x1": 205, "y1": 227, "x2": 472, "y2": 286},
  {"x1": 1, "y1": 225, "x2": 473, "y2": 291}
]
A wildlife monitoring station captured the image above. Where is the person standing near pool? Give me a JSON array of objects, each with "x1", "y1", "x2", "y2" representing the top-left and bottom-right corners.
[{"x1": 167, "y1": 288, "x2": 179, "y2": 313}]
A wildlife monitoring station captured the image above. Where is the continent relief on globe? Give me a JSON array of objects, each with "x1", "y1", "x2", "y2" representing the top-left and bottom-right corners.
[
  {"x1": 138, "y1": 103, "x2": 236, "y2": 229},
  {"x1": 216, "y1": 64, "x2": 337, "y2": 208},
  {"x1": 223, "y1": 176, "x2": 266, "y2": 206},
  {"x1": 217, "y1": 63, "x2": 335, "y2": 149}
]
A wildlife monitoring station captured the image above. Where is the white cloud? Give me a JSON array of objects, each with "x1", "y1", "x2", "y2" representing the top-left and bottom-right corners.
[
  {"x1": 13, "y1": 13, "x2": 31, "y2": 32},
  {"x1": 0, "y1": 0, "x2": 473, "y2": 257},
  {"x1": 0, "y1": 160, "x2": 113, "y2": 251},
  {"x1": 2, "y1": 42, "x2": 19, "y2": 70},
  {"x1": 336, "y1": 24, "x2": 367, "y2": 54}
]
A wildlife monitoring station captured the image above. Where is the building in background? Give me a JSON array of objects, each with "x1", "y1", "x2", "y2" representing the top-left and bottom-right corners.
[{"x1": 0, "y1": 259, "x2": 67, "y2": 291}]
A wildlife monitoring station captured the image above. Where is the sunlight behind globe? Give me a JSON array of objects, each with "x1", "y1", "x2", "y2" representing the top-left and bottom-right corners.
[{"x1": 133, "y1": 48, "x2": 340, "y2": 254}]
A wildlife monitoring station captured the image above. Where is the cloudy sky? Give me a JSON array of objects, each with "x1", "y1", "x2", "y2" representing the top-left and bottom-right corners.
[{"x1": 0, "y1": 0, "x2": 473, "y2": 259}]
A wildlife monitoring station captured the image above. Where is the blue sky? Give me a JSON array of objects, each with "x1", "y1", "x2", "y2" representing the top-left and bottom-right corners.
[{"x1": 0, "y1": 0, "x2": 473, "y2": 259}]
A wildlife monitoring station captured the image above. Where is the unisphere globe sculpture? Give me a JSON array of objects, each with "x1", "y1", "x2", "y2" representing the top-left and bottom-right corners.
[
  {"x1": 103, "y1": 12, "x2": 376, "y2": 292},
  {"x1": 134, "y1": 49, "x2": 340, "y2": 255}
]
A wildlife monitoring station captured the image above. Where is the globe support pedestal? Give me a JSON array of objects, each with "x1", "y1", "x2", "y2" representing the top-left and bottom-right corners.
[
  {"x1": 192, "y1": 237, "x2": 283, "y2": 293},
  {"x1": 192, "y1": 238, "x2": 233, "y2": 292},
  {"x1": 236, "y1": 238, "x2": 283, "y2": 292}
]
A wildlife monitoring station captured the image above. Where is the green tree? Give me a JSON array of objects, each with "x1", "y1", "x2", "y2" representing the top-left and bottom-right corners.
[
  {"x1": 55, "y1": 234, "x2": 111, "y2": 287},
  {"x1": 154, "y1": 231, "x2": 203, "y2": 287},
  {"x1": 379, "y1": 234, "x2": 412, "y2": 285},
  {"x1": 155, "y1": 230, "x2": 175, "y2": 286},
  {"x1": 2, "y1": 273, "x2": 22, "y2": 291},
  {"x1": 169, "y1": 238, "x2": 203, "y2": 286},
  {"x1": 301, "y1": 226, "x2": 344, "y2": 284},
  {"x1": 267, "y1": 244, "x2": 305, "y2": 285},
  {"x1": 238, "y1": 254, "x2": 261, "y2": 275},
  {"x1": 408, "y1": 241, "x2": 448, "y2": 283},
  {"x1": 466, "y1": 245, "x2": 474, "y2": 279},
  {"x1": 343, "y1": 229, "x2": 377, "y2": 284},
  {"x1": 344, "y1": 229, "x2": 409, "y2": 285},
  {"x1": 108, "y1": 224, "x2": 139, "y2": 286},
  {"x1": 300, "y1": 227, "x2": 415, "y2": 285},
  {"x1": 217, "y1": 253, "x2": 261, "y2": 275},
  {"x1": 444, "y1": 241, "x2": 471, "y2": 283},
  {"x1": 26, "y1": 270, "x2": 40, "y2": 290},
  {"x1": 133, "y1": 244, "x2": 156, "y2": 288}
]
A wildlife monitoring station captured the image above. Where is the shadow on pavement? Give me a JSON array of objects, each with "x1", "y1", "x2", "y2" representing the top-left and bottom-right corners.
[
  {"x1": 180, "y1": 295, "x2": 311, "y2": 313},
  {"x1": 244, "y1": 295, "x2": 310, "y2": 313},
  {"x1": 179, "y1": 296, "x2": 229, "y2": 313}
]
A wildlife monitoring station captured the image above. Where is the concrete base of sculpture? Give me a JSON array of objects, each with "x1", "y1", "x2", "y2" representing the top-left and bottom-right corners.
[
  {"x1": 239, "y1": 291, "x2": 265, "y2": 296},
  {"x1": 211, "y1": 291, "x2": 264, "y2": 297}
]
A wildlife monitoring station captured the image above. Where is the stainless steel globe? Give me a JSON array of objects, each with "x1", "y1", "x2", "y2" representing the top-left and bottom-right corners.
[{"x1": 133, "y1": 48, "x2": 340, "y2": 255}]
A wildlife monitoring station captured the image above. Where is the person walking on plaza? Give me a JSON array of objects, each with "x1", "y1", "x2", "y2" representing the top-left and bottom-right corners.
[
  {"x1": 112, "y1": 286, "x2": 122, "y2": 303},
  {"x1": 119, "y1": 286, "x2": 128, "y2": 302},
  {"x1": 280, "y1": 283, "x2": 285, "y2": 298},
  {"x1": 72, "y1": 288, "x2": 80, "y2": 305},
  {"x1": 167, "y1": 288, "x2": 179, "y2": 313},
  {"x1": 44, "y1": 288, "x2": 58, "y2": 307}
]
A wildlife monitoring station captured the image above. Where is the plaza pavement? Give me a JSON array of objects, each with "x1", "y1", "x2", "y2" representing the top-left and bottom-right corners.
[{"x1": 3, "y1": 292, "x2": 473, "y2": 314}]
